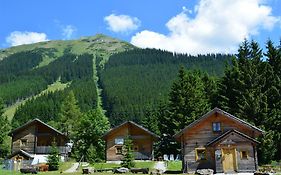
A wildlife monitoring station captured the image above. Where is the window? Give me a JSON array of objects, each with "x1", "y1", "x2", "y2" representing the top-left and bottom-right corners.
[
  {"x1": 195, "y1": 148, "x2": 206, "y2": 161},
  {"x1": 115, "y1": 137, "x2": 124, "y2": 145},
  {"x1": 20, "y1": 139, "x2": 27, "y2": 146},
  {"x1": 212, "y1": 122, "x2": 221, "y2": 132},
  {"x1": 116, "y1": 146, "x2": 123, "y2": 155},
  {"x1": 133, "y1": 145, "x2": 139, "y2": 152},
  {"x1": 241, "y1": 150, "x2": 248, "y2": 159}
]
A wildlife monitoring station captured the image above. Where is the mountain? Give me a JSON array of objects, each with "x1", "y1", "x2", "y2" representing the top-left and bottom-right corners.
[{"x1": 0, "y1": 34, "x2": 231, "y2": 128}]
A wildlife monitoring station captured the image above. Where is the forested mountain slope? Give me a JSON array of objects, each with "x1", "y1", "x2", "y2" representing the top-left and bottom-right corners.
[
  {"x1": 0, "y1": 34, "x2": 133, "y2": 126},
  {"x1": 0, "y1": 34, "x2": 231, "y2": 128},
  {"x1": 100, "y1": 49, "x2": 231, "y2": 125}
]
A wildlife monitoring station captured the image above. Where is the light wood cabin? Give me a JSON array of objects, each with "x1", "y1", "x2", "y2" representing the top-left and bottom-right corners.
[
  {"x1": 103, "y1": 121, "x2": 159, "y2": 161},
  {"x1": 174, "y1": 108, "x2": 263, "y2": 173},
  {"x1": 8, "y1": 118, "x2": 69, "y2": 161}
]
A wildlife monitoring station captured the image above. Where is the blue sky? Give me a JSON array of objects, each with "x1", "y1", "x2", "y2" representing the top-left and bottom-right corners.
[{"x1": 1, "y1": 0, "x2": 281, "y2": 54}]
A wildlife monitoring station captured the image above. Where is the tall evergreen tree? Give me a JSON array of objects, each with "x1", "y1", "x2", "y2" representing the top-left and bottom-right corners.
[
  {"x1": 0, "y1": 98, "x2": 10, "y2": 158},
  {"x1": 59, "y1": 90, "x2": 82, "y2": 137},
  {"x1": 218, "y1": 40, "x2": 268, "y2": 126},
  {"x1": 264, "y1": 40, "x2": 281, "y2": 161},
  {"x1": 162, "y1": 67, "x2": 210, "y2": 136},
  {"x1": 121, "y1": 138, "x2": 135, "y2": 169},
  {"x1": 47, "y1": 142, "x2": 60, "y2": 171}
]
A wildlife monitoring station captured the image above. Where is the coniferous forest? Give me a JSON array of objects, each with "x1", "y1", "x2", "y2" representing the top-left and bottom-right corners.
[{"x1": 0, "y1": 35, "x2": 280, "y2": 164}]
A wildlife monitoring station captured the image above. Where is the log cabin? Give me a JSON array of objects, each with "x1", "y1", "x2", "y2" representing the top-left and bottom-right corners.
[
  {"x1": 103, "y1": 121, "x2": 159, "y2": 161},
  {"x1": 174, "y1": 108, "x2": 263, "y2": 173},
  {"x1": 8, "y1": 118, "x2": 69, "y2": 162}
]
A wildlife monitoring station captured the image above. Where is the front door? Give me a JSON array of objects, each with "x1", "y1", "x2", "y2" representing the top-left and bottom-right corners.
[{"x1": 222, "y1": 148, "x2": 237, "y2": 172}]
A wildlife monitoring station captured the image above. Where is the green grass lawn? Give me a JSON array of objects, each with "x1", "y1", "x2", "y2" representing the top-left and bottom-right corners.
[
  {"x1": 166, "y1": 161, "x2": 182, "y2": 171},
  {"x1": 92, "y1": 161, "x2": 155, "y2": 170},
  {"x1": 0, "y1": 161, "x2": 178, "y2": 175}
]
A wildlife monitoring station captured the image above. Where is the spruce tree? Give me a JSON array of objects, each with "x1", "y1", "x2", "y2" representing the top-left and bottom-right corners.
[
  {"x1": 47, "y1": 142, "x2": 60, "y2": 171},
  {"x1": 163, "y1": 67, "x2": 210, "y2": 136},
  {"x1": 121, "y1": 138, "x2": 135, "y2": 169},
  {"x1": 0, "y1": 98, "x2": 10, "y2": 158},
  {"x1": 59, "y1": 90, "x2": 82, "y2": 137}
]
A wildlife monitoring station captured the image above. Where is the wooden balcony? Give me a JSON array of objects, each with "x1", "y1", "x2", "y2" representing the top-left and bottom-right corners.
[{"x1": 36, "y1": 146, "x2": 70, "y2": 154}]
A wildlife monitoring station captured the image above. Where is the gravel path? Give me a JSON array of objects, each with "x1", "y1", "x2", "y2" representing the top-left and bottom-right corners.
[
  {"x1": 64, "y1": 162, "x2": 79, "y2": 173},
  {"x1": 154, "y1": 161, "x2": 167, "y2": 173}
]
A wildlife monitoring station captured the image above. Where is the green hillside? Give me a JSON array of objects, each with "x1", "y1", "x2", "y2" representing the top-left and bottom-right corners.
[
  {"x1": 99, "y1": 49, "x2": 231, "y2": 125},
  {"x1": 0, "y1": 34, "x2": 231, "y2": 128}
]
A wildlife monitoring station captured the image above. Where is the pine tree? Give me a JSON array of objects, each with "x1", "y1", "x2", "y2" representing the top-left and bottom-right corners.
[
  {"x1": 47, "y1": 142, "x2": 60, "y2": 171},
  {"x1": 121, "y1": 138, "x2": 135, "y2": 169},
  {"x1": 264, "y1": 40, "x2": 281, "y2": 161},
  {"x1": 141, "y1": 107, "x2": 160, "y2": 135},
  {"x1": 218, "y1": 40, "x2": 268, "y2": 126},
  {"x1": 163, "y1": 67, "x2": 210, "y2": 136},
  {"x1": 0, "y1": 98, "x2": 10, "y2": 158},
  {"x1": 59, "y1": 90, "x2": 82, "y2": 137}
]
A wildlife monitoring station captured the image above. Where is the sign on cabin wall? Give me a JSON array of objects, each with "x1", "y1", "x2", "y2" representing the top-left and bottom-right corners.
[{"x1": 215, "y1": 150, "x2": 222, "y2": 160}]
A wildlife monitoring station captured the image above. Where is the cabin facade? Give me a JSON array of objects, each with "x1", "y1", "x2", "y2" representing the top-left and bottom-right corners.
[
  {"x1": 103, "y1": 121, "x2": 159, "y2": 161},
  {"x1": 174, "y1": 108, "x2": 263, "y2": 174},
  {"x1": 8, "y1": 118, "x2": 69, "y2": 161}
]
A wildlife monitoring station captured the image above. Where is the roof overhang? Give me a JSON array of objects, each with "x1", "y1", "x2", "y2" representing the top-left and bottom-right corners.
[
  {"x1": 103, "y1": 121, "x2": 159, "y2": 140},
  {"x1": 9, "y1": 118, "x2": 67, "y2": 139}
]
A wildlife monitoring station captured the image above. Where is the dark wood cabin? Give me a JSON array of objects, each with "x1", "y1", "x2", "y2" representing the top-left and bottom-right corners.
[
  {"x1": 174, "y1": 108, "x2": 263, "y2": 173},
  {"x1": 8, "y1": 118, "x2": 69, "y2": 161},
  {"x1": 103, "y1": 121, "x2": 159, "y2": 161}
]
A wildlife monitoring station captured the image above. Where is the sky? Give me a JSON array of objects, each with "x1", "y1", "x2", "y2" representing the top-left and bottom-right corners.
[{"x1": 1, "y1": 0, "x2": 281, "y2": 54}]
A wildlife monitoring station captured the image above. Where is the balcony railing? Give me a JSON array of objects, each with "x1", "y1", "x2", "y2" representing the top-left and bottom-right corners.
[
  {"x1": 36, "y1": 146, "x2": 70, "y2": 154},
  {"x1": 133, "y1": 152, "x2": 151, "y2": 160}
]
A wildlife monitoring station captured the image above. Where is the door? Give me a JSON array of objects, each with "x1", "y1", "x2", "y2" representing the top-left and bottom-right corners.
[{"x1": 222, "y1": 148, "x2": 237, "y2": 172}]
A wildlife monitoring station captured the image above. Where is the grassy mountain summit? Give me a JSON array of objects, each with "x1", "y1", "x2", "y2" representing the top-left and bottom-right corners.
[
  {"x1": 0, "y1": 34, "x2": 231, "y2": 127},
  {"x1": 0, "y1": 34, "x2": 134, "y2": 64}
]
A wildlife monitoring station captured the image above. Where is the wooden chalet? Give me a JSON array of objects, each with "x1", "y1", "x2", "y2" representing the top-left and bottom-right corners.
[
  {"x1": 8, "y1": 118, "x2": 69, "y2": 161},
  {"x1": 174, "y1": 108, "x2": 263, "y2": 173},
  {"x1": 103, "y1": 121, "x2": 159, "y2": 161}
]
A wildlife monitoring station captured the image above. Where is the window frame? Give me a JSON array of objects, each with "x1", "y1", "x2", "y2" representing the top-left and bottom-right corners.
[
  {"x1": 20, "y1": 139, "x2": 28, "y2": 146},
  {"x1": 116, "y1": 146, "x2": 123, "y2": 155},
  {"x1": 240, "y1": 150, "x2": 249, "y2": 160},
  {"x1": 195, "y1": 148, "x2": 207, "y2": 161},
  {"x1": 212, "y1": 122, "x2": 222, "y2": 132},
  {"x1": 114, "y1": 137, "x2": 124, "y2": 145},
  {"x1": 133, "y1": 145, "x2": 139, "y2": 152}
]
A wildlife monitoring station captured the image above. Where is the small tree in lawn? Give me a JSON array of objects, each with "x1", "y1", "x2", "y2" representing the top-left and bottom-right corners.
[
  {"x1": 47, "y1": 142, "x2": 60, "y2": 171},
  {"x1": 121, "y1": 138, "x2": 135, "y2": 168}
]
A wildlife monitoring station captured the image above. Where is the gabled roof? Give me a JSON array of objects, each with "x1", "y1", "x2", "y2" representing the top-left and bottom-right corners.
[
  {"x1": 8, "y1": 149, "x2": 34, "y2": 159},
  {"x1": 103, "y1": 121, "x2": 159, "y2": 139},
  {"x1": 206, "y1": 129, "x2": 260, "y2": 146},
  {"x1": 174, "y1": 107, "x2": 263, "y2": 138},
  {"x1": 9, "y1": 118, "x2": 67, "y2": 138}
]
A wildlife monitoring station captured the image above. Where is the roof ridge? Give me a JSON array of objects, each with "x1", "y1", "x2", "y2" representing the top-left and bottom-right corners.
[
  {"x1": 9, "y1": 118, "x2": 67, "y2": 137},
  {"x1": 103, "y1": 120, "x2": 159, "y2": 139}
]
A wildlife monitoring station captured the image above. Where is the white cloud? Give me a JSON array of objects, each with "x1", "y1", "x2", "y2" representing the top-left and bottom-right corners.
[
  {"x1": 104, "y1": 14, "x2": 141, "y2": 33},
  {"x1": 131, "y1": 0, "x2": 280, "y2": 55},
  {"x1": 54, "y1": 20, "x2": 77, "y2": 40},
  {"x1": 62, "y1": 25, "x2": 77, "y2": 39},
  {"x1": 6, "y1": 31, "x2": 48, "y2": 46}
]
